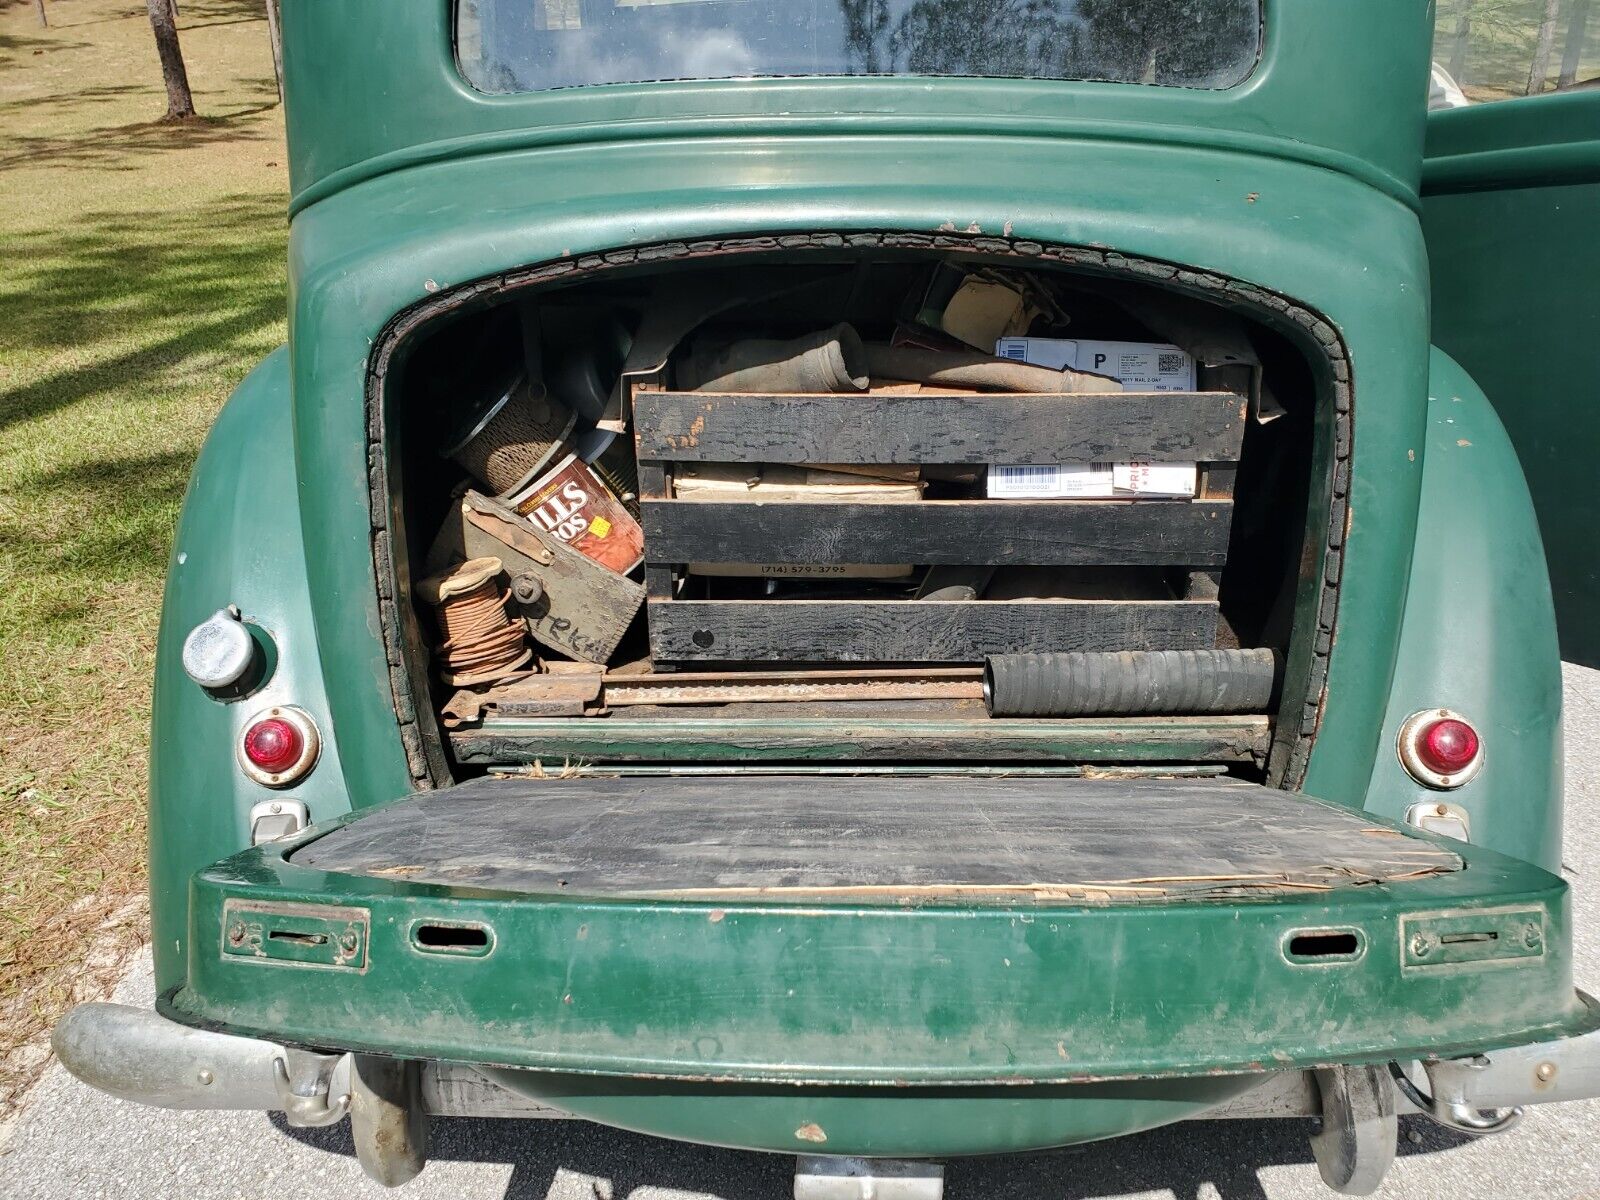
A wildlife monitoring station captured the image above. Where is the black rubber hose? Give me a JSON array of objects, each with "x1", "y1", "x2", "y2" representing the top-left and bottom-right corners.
[{"x1": 984, "y1": 649, "x2": 1281, "y2": 718}]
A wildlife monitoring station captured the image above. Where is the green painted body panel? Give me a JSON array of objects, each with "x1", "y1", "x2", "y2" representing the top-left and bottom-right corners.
[
  {"x1": 279, "y1": 0, "x2": 1430, "y2": 215},
  {"x1": 1364, "y1": 351, "x2": 1564, "y2": 871},
  {"x1": 165, "y1": 804, "x2": 1592, "y2": 1154},
  {"x1": 476, "y1": 1074, "x2": 1255, "y2": 1157},
  {"x1": 133, "y1": 0, "x2": 1591, "y2": 1158},
  {"x1": 148, "y1": 350, "x2": 360, "y2": 990},
  {"x1": 1422, "y1": 92, "x2": 1600, "y2": 667}
]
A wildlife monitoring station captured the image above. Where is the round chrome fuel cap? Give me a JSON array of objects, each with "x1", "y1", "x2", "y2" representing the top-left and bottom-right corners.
[{"x1": 182, "y1": 606, "x2": 257, "y2": 690}]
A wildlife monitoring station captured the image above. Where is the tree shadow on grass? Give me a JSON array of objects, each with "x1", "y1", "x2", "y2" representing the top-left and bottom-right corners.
[
  {"x1": 0, "y1": 448, "x2": 198, "y2": 610},
  {"x1": 0, "y1": 192, "x2": 288, "y2": 434},
  {"x1": 13, "y1": 0, "x2": 268, "y2": 29},
  {"x1": 0, "y1": 114, "x2": 276, "y2": 171},
  {"x1": 0, "y1": 71, "x2": 283, "y2": 171},
  {"x1": 0, "y1": 28, "x2": 91, "y2": 56},
  {"x1": 0, "y1": 82, "x2": 145, "y2": 119}
]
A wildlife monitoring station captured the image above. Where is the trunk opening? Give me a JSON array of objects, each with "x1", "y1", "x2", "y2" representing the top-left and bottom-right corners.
[{"x1": 367, "y1": 234, "x2": 1346, "y2": 789}]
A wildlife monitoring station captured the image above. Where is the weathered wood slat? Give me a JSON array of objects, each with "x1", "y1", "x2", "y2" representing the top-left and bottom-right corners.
[
  {"x1": 642, "y1": 499, "x2": 1233, "y2": 567},
  {"x1": 647, "y1": 599, "x2": 1217, "y2": 662},
  {"x1": 634, "y1": 391, "x2": 1247, "y2": 464},
  {"x1": 448, "y1": 714, "x2": 1273, "y2": 765}
]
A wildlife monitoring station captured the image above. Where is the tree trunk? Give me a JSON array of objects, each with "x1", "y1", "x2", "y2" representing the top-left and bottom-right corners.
[
  {"x1": 1448, "y1": 1, "x2": 1472, "y2": 82},
  {"x1": 1559, "y1": 0, "x2": 1591, "y2": 85},
  {"x1": 34, "y1": 0, "x2": 47, "y2": 26},
  {"x1": 146, "y1": 0, "x2": 196, "y2": 120},
  {"x1": 1527, "y1": 0, "x2": 1563, "y2": 95},
  {"x1": 264, "y1": 0, "x2": 285, "y2": 102}
]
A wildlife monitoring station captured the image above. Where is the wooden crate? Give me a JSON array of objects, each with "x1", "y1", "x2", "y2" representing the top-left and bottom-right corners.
[{"x1": 633, "y1": 388, "x2": 1248, "y2": 664}]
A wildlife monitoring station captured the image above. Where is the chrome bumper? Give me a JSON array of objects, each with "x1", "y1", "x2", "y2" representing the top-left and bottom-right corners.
[
  {"x1": 50, "y1": 1002, "x2": 565, "y2": 1122},
  {"x1": 55, "y1": 999, "x2": 1600, "y2": 1121}
]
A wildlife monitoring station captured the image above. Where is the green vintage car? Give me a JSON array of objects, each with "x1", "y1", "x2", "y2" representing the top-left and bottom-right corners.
[{"x1": 53, "y1": 0, "x2": 1600, "y2": 1194}]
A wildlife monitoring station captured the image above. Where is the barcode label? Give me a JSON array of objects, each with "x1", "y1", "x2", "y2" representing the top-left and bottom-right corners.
[
  {"x1": 994, "y1": 338, "x2": 1197, "y2": 391},
  {"x1": 988, "y1": 462, "x2": 1197, "y2": 499},
  {"x1": 989, "y1": 464, "x2": 1112, "y2": 499}
]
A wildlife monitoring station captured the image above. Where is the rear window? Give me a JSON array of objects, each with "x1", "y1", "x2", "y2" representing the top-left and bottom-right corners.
[{"x1": 457, "y1": 0, "x2": 1263, "y2": 95}]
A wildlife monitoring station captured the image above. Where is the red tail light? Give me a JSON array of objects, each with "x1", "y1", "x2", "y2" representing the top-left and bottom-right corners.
[
  {"x1": 238, "y1": 706, "x2": 320, "y2": 787},
  {"x1": 243, "y1": 719, "x2": 302, "y2": 773},
  {"x1": 1398, "y1": 709, "x2": 1484, "y2": 790},
  {"x1": 1417, "y1": 718, "x2": 1479, "y2": 776}
]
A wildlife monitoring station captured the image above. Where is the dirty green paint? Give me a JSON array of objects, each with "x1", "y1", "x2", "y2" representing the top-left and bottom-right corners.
[
  {"x1": 1422, "y1": 91, "x2": 1600, "y2": 668},
  {"x1": 168, "y1": 809, "x2": 1589, "y2": 1086},
  {"x1": 130, "y1": 0, "x2": 1589, "y2": 1158},
  {"x1": 478, "y1": 1073, "x2": 1260, "y2": 1157},
  {"x1": 148, "y1": 351, "x2": 362, "y2": 993},
  {"x1": 278, "y1": 0, "x2": 1433, "y2": 215},
  {"x1": 1363, "y1": 351, "x2": 1564, "y2": 871}
]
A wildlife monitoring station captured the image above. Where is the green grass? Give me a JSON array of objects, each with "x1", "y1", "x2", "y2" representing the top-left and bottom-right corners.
[{"x1": 0, "y1": 0, "x2": 287, "y2": 1107}]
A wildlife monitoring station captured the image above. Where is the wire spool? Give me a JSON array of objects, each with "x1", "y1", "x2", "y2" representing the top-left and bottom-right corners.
[
  {"x1": 441, "y1": 365, "x2": 577, "y2": 497},
  {"x1": 417, "y1": 557, "x2": 532, "y2": 687}
]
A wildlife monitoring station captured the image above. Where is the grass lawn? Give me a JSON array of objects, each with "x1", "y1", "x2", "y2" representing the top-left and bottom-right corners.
[{"x1": 0, "y1": 0, "x2": 287, "y2": 1113}]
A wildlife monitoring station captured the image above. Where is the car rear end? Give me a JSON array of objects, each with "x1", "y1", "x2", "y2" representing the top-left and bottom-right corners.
[{"x1": 54, "y1": 0, "x2": 1600, "y2": 1194}]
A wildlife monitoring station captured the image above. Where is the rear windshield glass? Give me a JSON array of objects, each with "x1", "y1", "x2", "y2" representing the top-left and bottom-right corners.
[{"x1": 457, "y1": 0, "x2": 1263, "y2": 94}]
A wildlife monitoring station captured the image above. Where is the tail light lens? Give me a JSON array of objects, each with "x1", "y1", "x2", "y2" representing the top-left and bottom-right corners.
[
  {"x1": 1398, "y1": 709, "x2": 1484, "y2": 790},
  {"x1": 238, "y1": 706, "x2": 320, "y2": 787}
]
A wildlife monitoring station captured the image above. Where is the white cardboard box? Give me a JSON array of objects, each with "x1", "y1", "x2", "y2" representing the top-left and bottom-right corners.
[
  {"x1": 989, "y1": 462, "x2": 1197, "y2": 500},
  {"x1": 990, "y1": 337, "x2": 1198, "y2": 499},
  {"x1": 995, "y1": 336, "x2": 1197, "y2": 391}
]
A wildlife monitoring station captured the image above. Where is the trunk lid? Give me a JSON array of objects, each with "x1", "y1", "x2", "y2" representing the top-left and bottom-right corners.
[{"x1": 169, "y1": 774, "x2": 1586, "y2": 1086}]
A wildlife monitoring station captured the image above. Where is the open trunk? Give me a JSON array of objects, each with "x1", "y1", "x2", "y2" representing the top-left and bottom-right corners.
[
  {"x1": 170, "y1": 275, "x2": 1584, "y2": 1144},
  {"x1": 373, "y1": 235, "x2": 1342, "y2": 788}
]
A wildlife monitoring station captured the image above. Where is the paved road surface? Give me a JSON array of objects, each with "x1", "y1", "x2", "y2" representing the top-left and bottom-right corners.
[{"x1": 4, "y1": 667, "x2": 1598, "y2": 1199}]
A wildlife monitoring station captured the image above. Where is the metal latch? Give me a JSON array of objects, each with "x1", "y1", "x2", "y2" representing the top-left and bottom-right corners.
[
  {"x1": 249, "y1": 798, "x2": 308, "y2": 845},
  {"x1": 1401, "y1": 908, "x2": 1544, "y2": 970},
  {"x1": 1405, "y1": 801, "x2": 1471, "y2": 842},
  {"x1": 223, "y1": 900, "x2": 370, "y2": 972}
]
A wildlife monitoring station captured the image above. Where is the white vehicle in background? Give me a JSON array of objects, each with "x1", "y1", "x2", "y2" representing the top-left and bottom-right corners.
[{"x1": 1430, "y1": 62, "x2": 1471, "y2": 109}]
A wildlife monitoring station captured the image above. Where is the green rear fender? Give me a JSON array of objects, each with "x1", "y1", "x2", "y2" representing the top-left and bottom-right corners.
[
  {"x1": 1362, "y1": 348, "x2": 1563, "y2": 870},
  {"x1": 148, "y1": 349, "x2": 360, "y2": 992}
]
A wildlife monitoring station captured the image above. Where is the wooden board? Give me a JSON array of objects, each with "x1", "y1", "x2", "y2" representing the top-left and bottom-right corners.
[
  {"x1": 643, "y1": 499, "x2": 1233, "y2": 567},
  {"x1": 646, "y1": 599, "x2": 1217, "y2": 662},
  {"x1": 449, "y1": 712, "x2": 1272, "y2": 765},
  {"x1": 294, "y1": 775, "x2": 1461, "y2": 900},
  {"x1": 634, "y1": 391, "x2": 1248, "y2": 465}
]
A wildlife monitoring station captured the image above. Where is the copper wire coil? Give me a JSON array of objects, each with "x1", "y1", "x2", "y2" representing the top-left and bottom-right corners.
[{"x1": 417, "y1": 558, "x2": 531, "y2": 685}]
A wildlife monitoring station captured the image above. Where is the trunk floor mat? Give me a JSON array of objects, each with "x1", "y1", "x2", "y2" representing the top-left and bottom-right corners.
[{"x1": 290, "y1": 776, "x2": 1461, "y2": 902}]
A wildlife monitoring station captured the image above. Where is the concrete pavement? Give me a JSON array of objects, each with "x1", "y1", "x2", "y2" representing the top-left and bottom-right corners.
[{"x1": 4, "y1": 666, "x2": 1598, "y2": 1199}]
